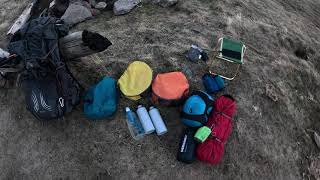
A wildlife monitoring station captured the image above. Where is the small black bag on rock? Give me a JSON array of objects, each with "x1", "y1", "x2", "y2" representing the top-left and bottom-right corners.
[{"x1": 177, "y1": 128, "x2": 197, "y2": 164}]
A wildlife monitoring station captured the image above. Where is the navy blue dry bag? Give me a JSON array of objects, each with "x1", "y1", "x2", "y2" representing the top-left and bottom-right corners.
[{"x1": 202, "y1": 74, "x2": 225, "y2": 94}]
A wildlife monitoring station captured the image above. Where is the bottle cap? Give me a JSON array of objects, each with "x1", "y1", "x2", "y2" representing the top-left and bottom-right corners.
[
  {"x1": 137, "y1": 105, "x2": 143, "y2": 108},
  {"x1": 125, "y1": 107, "x2": 131, "y2": 112},
  {"x1": 149, "y1": 106, "x2": 155, "y2": 110}
]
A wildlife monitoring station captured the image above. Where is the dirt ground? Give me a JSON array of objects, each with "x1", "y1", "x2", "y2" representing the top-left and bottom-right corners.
[{"x1": 1, "y1": 0, "x2": 320, "y2": 179}]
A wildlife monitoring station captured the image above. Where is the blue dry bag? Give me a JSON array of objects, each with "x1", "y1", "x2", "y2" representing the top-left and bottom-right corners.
[
  {"x1": 84, "y1": 77, "x2": 118, "y2": 120},
  {"x1": 181, "y1": 91, "x2": 214, "y2": 127},
  {"x1": 202, "y1": 74, "x2": 225, "y2": 94}
]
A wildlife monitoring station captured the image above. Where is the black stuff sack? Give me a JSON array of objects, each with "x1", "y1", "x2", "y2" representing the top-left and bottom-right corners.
[
  {"x1": 186, "y1": 44, "x2": 209, "y2": 62},
  {"x1": 177, "y1": 128, "x2": 197, "y2": 164}
]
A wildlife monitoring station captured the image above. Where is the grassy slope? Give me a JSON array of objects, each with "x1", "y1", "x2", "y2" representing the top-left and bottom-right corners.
[{"x1": 0, "y1": 0, "x2": 320, "y2": 179}]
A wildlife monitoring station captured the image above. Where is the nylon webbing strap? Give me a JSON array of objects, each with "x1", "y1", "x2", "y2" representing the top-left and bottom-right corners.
[
  {"x1": 181, "y1": 91, "x2": 214, "y2": 124},
  {"x1": 192, "y1": 91, "x2": 214, "y2": 115},
  {"x1": 181, "y1": 111, "x2": 207, "y2": 124}
]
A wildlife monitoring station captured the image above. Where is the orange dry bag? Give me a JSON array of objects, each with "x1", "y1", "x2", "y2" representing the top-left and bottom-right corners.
[{"x1": 152, "y1": 72, "x2": 189, "y2": 106}]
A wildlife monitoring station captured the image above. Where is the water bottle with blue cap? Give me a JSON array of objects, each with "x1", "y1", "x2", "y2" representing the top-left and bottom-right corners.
[{"x1": 125, "y1": 107, "x2": 145, "y2": 140}]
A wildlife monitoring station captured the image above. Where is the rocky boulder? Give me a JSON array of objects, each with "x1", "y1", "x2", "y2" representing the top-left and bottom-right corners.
[
  {"x1": 61, "y1": 3, "x2": 92, "y2": 25},
  {"x1": 95, "y1": 2, "x2": 107, "y2": 10},
  {"x1": 113, "y1": 0, "x2": 140, "y2": 15}
]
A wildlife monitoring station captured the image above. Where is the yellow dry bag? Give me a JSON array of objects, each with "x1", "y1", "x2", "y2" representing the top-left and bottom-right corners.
[{"x1": 118, "y1": 61, "x2": 153, "y2": 100}]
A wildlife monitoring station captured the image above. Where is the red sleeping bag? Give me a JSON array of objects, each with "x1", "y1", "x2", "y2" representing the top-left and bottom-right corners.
[{"x1": 196, "y1": 95, "x2": 237, "y2": 164}]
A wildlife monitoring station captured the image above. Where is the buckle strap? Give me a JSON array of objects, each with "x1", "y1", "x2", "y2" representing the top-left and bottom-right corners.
[{"x1": 181, "y1": 111, "x2": 207, "y2": 124}]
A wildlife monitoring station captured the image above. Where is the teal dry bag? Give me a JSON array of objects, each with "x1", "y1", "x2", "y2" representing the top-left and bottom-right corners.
[{"x1": 84, "y1": 77, "x2": 118, "y2": 120}]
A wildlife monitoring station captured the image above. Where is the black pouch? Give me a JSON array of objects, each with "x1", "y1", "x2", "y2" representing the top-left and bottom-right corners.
[
  {"x1": 186, "y1": 44, "x2": 208, "y2": 62},
  {"x1": 186, "y1": 45, "x2": 202, "y2": 62},
  {"x1": 177, "y1": 128, "x2": 197, "y2": 164}
]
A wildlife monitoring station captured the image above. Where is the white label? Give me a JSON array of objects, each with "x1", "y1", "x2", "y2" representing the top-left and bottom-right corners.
[{"x1": 180, "y1": 135, "x2": 188, "y2": 152}]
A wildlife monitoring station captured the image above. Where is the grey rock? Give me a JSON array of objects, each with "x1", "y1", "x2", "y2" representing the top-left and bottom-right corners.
[
  {"x1": 89, "y1": 0, "x2": 96, "y2": 7},
  {"x1": 95, "y1": 2, "x2": 107, "y2": 10},
  {"x1": 113, "y1": 0, "x2": 140, "y2": 15},
  {"x1": 0, "y1": 48, "x2": 9, "y2": 59},
  {"x1": 82, "y1": 1, "x2": 92, "y2": 8},
  {"x1": 61, "y1": 4, "x2": 92, "y2": 25},
  {"x1": 90, "y1": 8, "x2": 101, "y2": 16}
]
